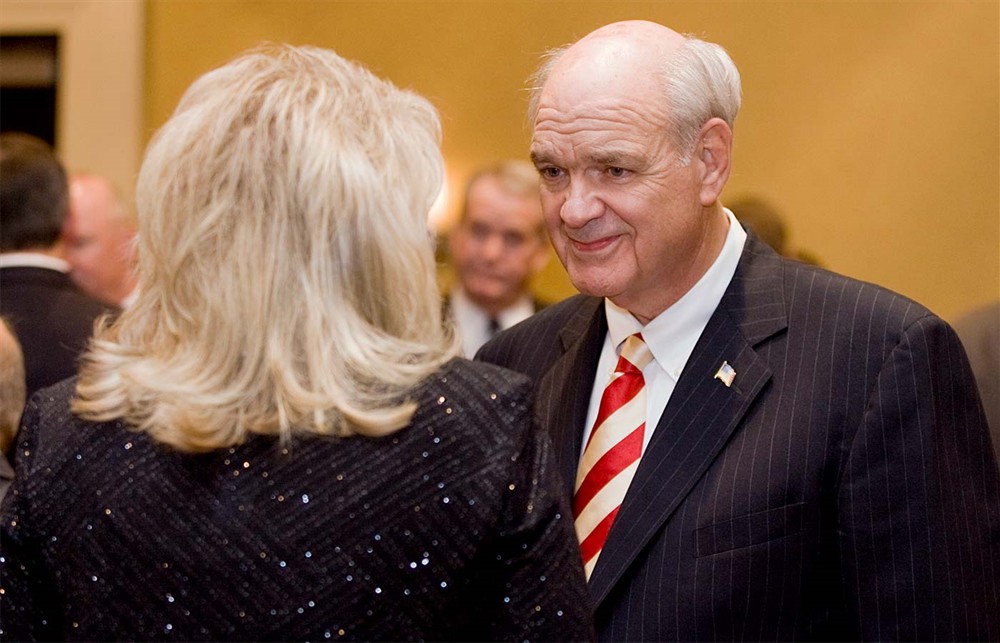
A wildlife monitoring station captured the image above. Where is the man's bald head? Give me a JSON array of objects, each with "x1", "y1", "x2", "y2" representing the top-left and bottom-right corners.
[
  {"x1": 528, "y1": 20, "x2": 740, "y2": 161},
  {"x1": 557, "y1": 20, "x2": 686, "y2": 71},
  {"x1": 64, "y1": 173, "x2": 138, "y2": 307}
]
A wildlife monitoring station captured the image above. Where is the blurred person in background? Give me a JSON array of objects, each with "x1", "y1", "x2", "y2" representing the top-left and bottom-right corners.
[
  {"x1": 0, "y1": 318, "x2": 26, "y2": 499},
  {"x1": 955, "y1": 300, "x2": 1000, "y2": 457},
  {"x1": 0, "y1": 133, "x2": 112, "y2": 399},
  {"x1": 0, "y1": 44, "x2": 593, "y2": 642},
  {"x1": 64, "y1": 172, "x2": 139, "y2": 308},
  {"x1": 446, "y1": 161, "x2": 550, "y2": 356},
  {"x1": 728, "y1": 194, "x2": 822, "y2": 266}
]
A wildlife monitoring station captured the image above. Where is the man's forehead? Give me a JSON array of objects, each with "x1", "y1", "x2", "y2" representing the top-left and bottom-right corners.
[
  {"x1": 530, "y1": 139, "x2": 646, "y2": 164},
  {"x1": 466, "y1": 190, "x2": 542, "y2": 230},
  {"x1": 535, "y1": 56, "x2": 669, "y2": 138}
]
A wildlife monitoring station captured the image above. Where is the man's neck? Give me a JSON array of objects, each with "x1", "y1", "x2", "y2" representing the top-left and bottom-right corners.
[{"x1": 460, "y1": 288, "x2": 527, "y2": 319}]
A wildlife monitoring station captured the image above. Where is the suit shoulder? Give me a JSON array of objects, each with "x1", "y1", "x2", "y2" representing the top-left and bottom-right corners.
[
  {"x1": 780, "y1": 257, "x2": 937, "y2": 329},
  {"x1": 477, "y1": 295, "x2": 598, "y2": 365},
  {"x1": 432, "y1": 357, "x2": 533, "y2": 399},
  {"x1": 13, "y1": 378, "x2": 134, "y2": 479},
  {"x1": 409, "y1": 358, "x2": 537, "y2": 454}
]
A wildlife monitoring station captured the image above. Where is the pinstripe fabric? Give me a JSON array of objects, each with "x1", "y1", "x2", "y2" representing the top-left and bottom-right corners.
[{"x1": 477, "y1": 233, "x2": 1000, "y2": 641}]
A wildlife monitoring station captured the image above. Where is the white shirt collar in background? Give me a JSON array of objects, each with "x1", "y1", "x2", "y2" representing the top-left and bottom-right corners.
[
  {"x1": 450, "y1": 286, "x2": 535, "y2": 358},
  {"x1": 0, "y1": 252, "x2": 71, "y2": 273}
]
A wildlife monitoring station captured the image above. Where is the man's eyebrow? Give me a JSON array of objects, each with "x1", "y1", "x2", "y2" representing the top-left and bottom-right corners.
[
  {"x1": 530, "y1": 148, "x2": 642, "y2": 168},
  {"x1": 584, "y1": 148, "x2": 640, "y2": 166},
  {"x1": 529, "y1": 150, "x2": 553, "y2": 167}
]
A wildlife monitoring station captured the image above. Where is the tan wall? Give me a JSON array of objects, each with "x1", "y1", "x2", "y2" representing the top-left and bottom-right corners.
[
  {"x1": 144, "y1": 1, "x2": 999, "y2": 322},
  {"x1": 1, "y1": 1, "x2": 144, "y2": 204}
]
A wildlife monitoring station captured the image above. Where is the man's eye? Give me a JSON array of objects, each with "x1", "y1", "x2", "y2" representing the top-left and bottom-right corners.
[
  {"x1": 504, "y1": 233, "x2": 527, "y2": 248},
  {"x1": 608, "y1": 166, "x2": 628, "y2": 178},
  {"x1": 539, "y1": 167, "x2": 562, "y2": 180}
]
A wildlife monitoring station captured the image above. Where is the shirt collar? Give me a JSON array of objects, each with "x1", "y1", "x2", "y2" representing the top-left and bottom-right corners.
[
  {"x1": 605, "y1": 208, "x2": 747, "y2": 380},
  {"x1": 0, "y1": 252, "x2": 71, "y2": 273},
  {"x1": 452, "y1": 287, "x2": 534, "y2": 328}
]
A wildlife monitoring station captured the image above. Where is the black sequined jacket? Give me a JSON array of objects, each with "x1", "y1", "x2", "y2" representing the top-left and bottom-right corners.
[{"x1": 0, "y1": 359, "x2": 595, "y2": 642}]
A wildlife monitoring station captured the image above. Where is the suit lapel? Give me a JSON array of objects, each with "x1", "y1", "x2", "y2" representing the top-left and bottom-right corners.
[
  {"x1": 587, "y1": 235, "x2": 789, "y2": 606},
  {"x1": 536, "y1": 298, "x2": 606, "y2": 499}
]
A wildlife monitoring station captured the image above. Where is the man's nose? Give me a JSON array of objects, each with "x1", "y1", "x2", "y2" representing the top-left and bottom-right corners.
[
  {"x1": 560, "y1": 180, "x2": 602, "y2": 228},
  {"x1": 481, "y1": 233, "x2": 505, "y2": 259}
]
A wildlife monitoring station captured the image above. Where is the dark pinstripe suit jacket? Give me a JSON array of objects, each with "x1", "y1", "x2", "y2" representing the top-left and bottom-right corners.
[{"x1": 477, "y1": 234, "x2": 1000, "y2": 641}]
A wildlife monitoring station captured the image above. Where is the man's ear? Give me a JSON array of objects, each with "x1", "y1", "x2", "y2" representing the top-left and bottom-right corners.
[{"x1": 695, "y1": 118, "x2": 733, "y2": 207}]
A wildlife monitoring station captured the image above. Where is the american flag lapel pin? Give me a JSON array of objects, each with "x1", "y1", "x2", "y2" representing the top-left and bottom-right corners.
[{"x1": 714, "y1": 361, "x2": 736, "y2": 387}]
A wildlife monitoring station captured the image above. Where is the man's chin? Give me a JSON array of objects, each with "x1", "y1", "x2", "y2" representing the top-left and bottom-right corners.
[{"x1": 465, "y1": 286, "x2": 516, "y2": 309}]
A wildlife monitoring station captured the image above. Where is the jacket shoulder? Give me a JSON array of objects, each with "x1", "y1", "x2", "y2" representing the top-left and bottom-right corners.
[
  {"x1": 409, "y1": 358, "x2": 536, "y2": 448},
  {"x1": 779, "y1": 257, "x2": 938, "y2": 333},
  {"x1": 476, "y1": 294, "x2": 599, "y2": 378}
]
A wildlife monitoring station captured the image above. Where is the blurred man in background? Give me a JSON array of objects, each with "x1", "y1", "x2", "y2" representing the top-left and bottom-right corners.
[
  {"x1": 447, "y1": 160, "x2": 550, "y2": 356},
  {"x1": 0, "y1": 318, "x2": 25, "y2": 498},
  {"x1": 64, "y1": 172, "x2": 139, "y2": 308},
  {"x1": 955, "y1": 300, "x2": 1000, "y2": 456},
  {"x1": 0, "y1": 133, "x2": 110, "y2": 398}
]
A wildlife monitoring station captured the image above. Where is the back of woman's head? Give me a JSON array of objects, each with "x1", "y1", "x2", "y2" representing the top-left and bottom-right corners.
[{"x1": 74, "y1": 45, "x2": 457, "y2": 451}]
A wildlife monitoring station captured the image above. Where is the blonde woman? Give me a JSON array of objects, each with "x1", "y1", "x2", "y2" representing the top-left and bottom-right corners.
[{"x1": 0, "y1": 45, "x2": 592, "y2": 641}]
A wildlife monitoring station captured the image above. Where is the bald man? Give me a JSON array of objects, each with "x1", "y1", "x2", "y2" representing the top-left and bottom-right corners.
[
  {"x1": 478, "y1": 20, "x2": 999, "y2": 640},
  {"x1": 64, "y1": 173, "x2": 138, "y2": 308}
]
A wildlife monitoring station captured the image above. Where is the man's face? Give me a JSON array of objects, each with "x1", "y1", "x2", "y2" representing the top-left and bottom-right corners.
[
  {"x1": 530, "y1": 41, "x2": 716, "y2": 322},
  {"x1": 64, "y1": 180, "x2": 135, "y2": 306},
  {"x1": 449, "y1": 175, "x2": 548, "y2": 314}
]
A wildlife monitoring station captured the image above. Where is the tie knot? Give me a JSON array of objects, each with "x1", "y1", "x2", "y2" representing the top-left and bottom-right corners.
[{"x1": 619, "y1": 333, "x2": 653, "y2": 371}]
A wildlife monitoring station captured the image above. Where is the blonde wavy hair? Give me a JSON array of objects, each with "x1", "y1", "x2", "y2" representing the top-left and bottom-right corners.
[{"x1": 73, "y1": 44, "x2": 458, "y2": 452}]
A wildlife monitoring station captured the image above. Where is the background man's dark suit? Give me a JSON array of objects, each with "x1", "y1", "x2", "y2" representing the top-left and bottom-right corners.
[
  {"x1": 478, "y1": 234, "x2": 1000, "y2": 641},
  {"x1": 0, "y1": 266, "x2": 110, "y2": 398}
]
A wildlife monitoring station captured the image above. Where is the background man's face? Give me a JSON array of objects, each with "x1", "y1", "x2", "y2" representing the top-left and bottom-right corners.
[
  {"x1": 450, "y1": 175, "x2": 548, "y2": 313},
  {"x1": 65, "y1": 179, "x2": 134, "y2": 305}
]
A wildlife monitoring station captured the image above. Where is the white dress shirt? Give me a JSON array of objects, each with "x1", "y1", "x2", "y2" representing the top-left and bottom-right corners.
[
  {"x1": 450, "y1": 287, "x2": 536, "y2": 358},
  {"x1": 581, "y1": 209, "x2": 747, "y2": 457}
]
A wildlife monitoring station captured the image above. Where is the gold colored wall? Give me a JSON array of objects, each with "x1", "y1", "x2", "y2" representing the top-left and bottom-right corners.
[{"x1": 146, "y1": 1, "x2": 999, "y2": 322}]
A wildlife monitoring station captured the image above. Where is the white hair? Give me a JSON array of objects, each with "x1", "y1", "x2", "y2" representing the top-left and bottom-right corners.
[
  {"x1": 73, "y1": 44, "x2": 458, "y2": 452},
  {"x1": 660, "y1": 37, "x2": 742, "y2": 163},
  {"x1": 527, "y1": 34, "x2": 742, "y2": 162}
]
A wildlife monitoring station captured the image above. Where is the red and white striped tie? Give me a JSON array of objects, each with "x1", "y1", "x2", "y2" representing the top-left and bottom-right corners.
[{"x1": 574, "y1": 332, "x2": 652, "y2": 579}]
